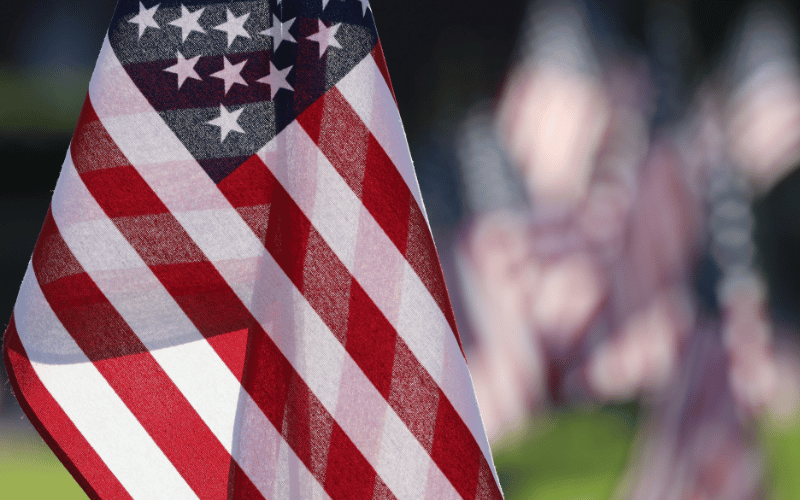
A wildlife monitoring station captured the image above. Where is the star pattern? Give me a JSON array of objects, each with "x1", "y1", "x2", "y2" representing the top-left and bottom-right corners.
[
  {"x1": 169, "y1": 5, "x2": 205, "y2": 42},
  {"x1": 210, "y1": 57, "x2": 249, "y2": 94},
  {"x1": 129, "y1": 2, "x2": 161, "y2": 38},
  {"x1": 260, "y1": 15, "x2": 296, "y2": 52},
  {"x1": 207, "y1": 104, "x2": 246, "y2": 141},
  {"x1": 164, "y1": 51, "x2": 202, "y2": 89},
  {"x1": 122, "y1": 4, "x2": 374, "y2": 157},
  {"x1": 257, "y1": 62, "x2": 294, "y2": 99},
  {"x1": 213, "y1": 9, "x2": 251, "y2": 48},
  {"x1": 357, "y1": 0, "x2": 371, "y2": 16},
  {"x1": 306, "y1": 21, "x2": 342, "y2": 58}
]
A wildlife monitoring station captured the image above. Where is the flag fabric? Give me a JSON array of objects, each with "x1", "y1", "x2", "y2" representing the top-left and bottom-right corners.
[{"x1": 2, "y1": 1, "x2": 503, "y2": 498}]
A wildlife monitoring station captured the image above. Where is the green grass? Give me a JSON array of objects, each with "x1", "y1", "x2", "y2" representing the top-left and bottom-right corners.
[
  {"x1": 761, "y1": 413, "x2": 800, "y2": 500},
  {"x1": 0, "y1": 67, "x2": 92, "y2": 134},
  {"x1": 493, "y1": 405, "x2": 638, "y2": 500},
  {"x1": 0, "y1": 426, "x2": 87, "y2": 499},
  {"x1": 2, "y1": 404, "x2": 800, "y2": 500}
]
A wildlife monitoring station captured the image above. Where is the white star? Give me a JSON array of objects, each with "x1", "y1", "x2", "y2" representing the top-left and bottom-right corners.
[
  {"x1": 260, "y1": 15, "x2": 296, "y2": 52},
  {"x1": 210, "y1": 57, "x2": 248, "y2": 94},
  {"x1": 306, "y1": 21, "x2": 342, "y2": 58},
  {"x1": 129, "y1": 2, "x2": 160, "y2": 38},
  {"x1": 207, "y1": 104, "x2": 246, "y2": 142},
  {"x1": 257, "y1": 62, "x2": 294, "y2": 99},
  {"x1": 357, "y1": 0, "x2": 370, "y2": 16},
  {"x1": 169, "y1": 5, "x2": 205, "y2": 42},
  {"x1": 163, "y1": 51, "x2": 202, "y2": 89},
  {"x1": 213, "y1": 9, "x2": 251, "y2": 48}
]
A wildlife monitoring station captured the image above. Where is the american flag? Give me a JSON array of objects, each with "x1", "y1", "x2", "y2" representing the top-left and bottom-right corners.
[{"x1": 2, "y1": 0, "x2": 503, "y2": 498}]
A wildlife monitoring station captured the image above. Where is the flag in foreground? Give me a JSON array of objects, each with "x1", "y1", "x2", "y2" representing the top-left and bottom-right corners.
[{"x1": 3, "y1": 1, "x2": 503, "y2": 498}]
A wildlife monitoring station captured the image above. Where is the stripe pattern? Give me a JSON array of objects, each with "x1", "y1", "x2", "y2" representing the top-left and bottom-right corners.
[{"x1": 3, "y1": 0, "x2": 502, "y2": 499}]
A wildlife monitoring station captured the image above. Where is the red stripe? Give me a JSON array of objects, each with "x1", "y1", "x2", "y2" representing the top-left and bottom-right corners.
[
  {"x1": 4, "y1": 316, "x2": 133, "y2": 500},
  {"x1": 74, "y1": 96, "x2": 389, "y2": 500},
  {"x1": 345, "y1": 284, "x2": 398, "y2": 398},
  {"x1": 362, "y1": 137, "x2": 413, "y2": 254},
  {"x1": 32, "y1": 209, "x2": 257, "y2": 500},
  {"x1": 295, "y1": 87, "x2": 463, "y2": 353},
  {"x1": 388, "y1": 341, "x2": 440, "y2": 452},
  {"x1": 476, "y1": 457, "x2": 499, "y2": 500},
  {"x1": 218, "y1": 154, "x2": 502, "y2": 499},
  {"x1": 430, "y1": 392, "x2": 481, "y2": 499},
  {"x1": 324, "y1": 425, "x2": 384, "y2": 500}
]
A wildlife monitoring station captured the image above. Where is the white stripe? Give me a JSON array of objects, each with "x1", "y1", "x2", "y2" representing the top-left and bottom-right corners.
[
  {"x1": 293, "y1": 287, "x2": 347, "y2": 413},
  {"x1": 50, "y1": 150, "x2": 320, "y2": 497},
  {"x1": 308, "y1": 153, "x2": 360, "y2": 271},
  {"x1": 335, "y1": 53, "x2": 429, "y2": 224},
  {"x1": 87, "y1": 36, "x2": 467, "y2": 498},
  {"x1": 58, "y1": 218, "x2": 143, "y2": 272},
  {"x1": 172, "y1": 209, "x2": 267, "y2": 261},
  {"x1": 375, "y1": 411, "x2": 431, "y2": 500},
  {"x1": 13, "y1": 265, "x2": 196, "y2": 500}
]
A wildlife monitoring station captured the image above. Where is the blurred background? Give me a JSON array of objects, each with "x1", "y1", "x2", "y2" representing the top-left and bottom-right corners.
[{"x1": 4, "y1": 0, "x2": 800, "y2": 498}]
